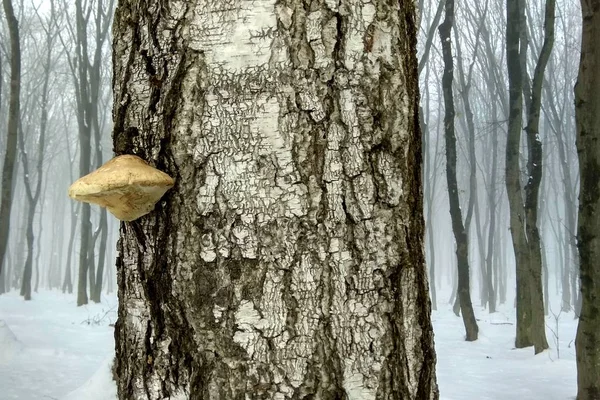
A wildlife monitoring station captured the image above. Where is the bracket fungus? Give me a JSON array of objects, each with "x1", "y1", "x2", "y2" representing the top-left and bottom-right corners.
[{"x1": 68, "y1": 155, "x2": 175, "y2": 221}]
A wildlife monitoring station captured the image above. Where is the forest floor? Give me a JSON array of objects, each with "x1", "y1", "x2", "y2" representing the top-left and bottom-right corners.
[{"x1": 0, "y1": 290, "x2": 577, "y2": 400}]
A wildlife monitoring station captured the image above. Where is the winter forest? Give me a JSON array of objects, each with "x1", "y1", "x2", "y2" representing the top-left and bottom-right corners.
[{"x1": 0, "y1": 0, "x2": 596, "y2": 399}]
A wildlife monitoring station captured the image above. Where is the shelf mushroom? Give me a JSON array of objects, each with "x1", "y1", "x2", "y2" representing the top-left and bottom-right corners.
[{"x1": 68, "y1": 155, "x2": 175, "y2": 221}]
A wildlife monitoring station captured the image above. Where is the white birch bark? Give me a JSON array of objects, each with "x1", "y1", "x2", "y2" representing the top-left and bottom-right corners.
[{"x1": 112, "y1": 1, "x2": 437, "y2": 399}]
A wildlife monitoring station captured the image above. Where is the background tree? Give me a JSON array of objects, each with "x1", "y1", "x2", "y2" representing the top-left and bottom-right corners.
[
  {"x1": 111, "y1": 0, "x2": 438, "y2": 398},
  {"x1": 439, "y1": 0, "x2": 479, "y2": 340},
  {"x1": 58, "y1": 0, "x2": 114, "y2": 305},
  {"x1": 0, "y1": 0, "x2": 21, "y2": 280},
  {"x1": 505, "y1": 0, "x2": 554, "y2": 354},
  {"x1": 18, "y1": 0, "x2": 62, "y2": 300}
]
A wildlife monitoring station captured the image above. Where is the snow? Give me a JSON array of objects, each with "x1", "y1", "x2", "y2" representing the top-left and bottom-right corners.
[
  {"x1": 0, "y1": 290, "x2": 578, "y2": 399},
  {"x1": 0, "y1": 291, "x2": 117, "y2": 400},
  {"x1": 433, "y1": 298, "x2": 577, "y2": 400},
  {"x1": 61, "y1": 356, "x2": 116, "y2": 400},
  {"x1": 0, "y1": 320, "x2": 24, "y2": 364}
]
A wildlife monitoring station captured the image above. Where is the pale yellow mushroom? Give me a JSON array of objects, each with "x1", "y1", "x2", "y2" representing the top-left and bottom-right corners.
[{"x1": 68, "y1": 155, "x2": 175, "y2": 221}]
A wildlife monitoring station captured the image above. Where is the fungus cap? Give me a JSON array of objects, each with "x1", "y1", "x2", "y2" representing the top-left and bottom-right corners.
[{"x1": 68, "y1": 155, "x2": 174, "y2": 221}]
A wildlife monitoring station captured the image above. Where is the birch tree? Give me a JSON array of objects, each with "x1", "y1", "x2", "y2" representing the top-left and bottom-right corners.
[{"x1": 111, "y1": 1, "x2": 438, "y2": 398}]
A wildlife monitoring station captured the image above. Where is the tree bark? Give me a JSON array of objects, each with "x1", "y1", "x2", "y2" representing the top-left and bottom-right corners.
[
  {"x1": 112, "y1": 1, "x2": 438, "y2": 399},
  {"x1": 0, "y1": 0, "x2": 21, "y2": 280},
  {"x1": 439, "y1": 0, "x2": 479, "y2": 341},
  {"x1": 505, "y1": 0, "x2": 551, "y2": 353},
  {"x1": 522, "y1": 0, "x2": 555, "y2": 354},
  {"x1": 484, "y1": 65, "x2": 499, "y2": 314},
  {"x1": 506, "y1": 0, "x2": 532, "y2": 349},
  {"x1": 575, "y1": 0, "x2": 600, "y2": 397}
]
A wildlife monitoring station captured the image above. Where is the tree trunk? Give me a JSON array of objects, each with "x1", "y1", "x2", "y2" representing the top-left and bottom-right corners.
[
  {"x1": 575, "y1": 0, "x2": 600, "y2": 397},
  {"x1": 19, "y1": 211, "x2": 34, "y2": 300},
  {"x1": 0, "y1": 0, "x2": 21, "y2": 279},
  {"x1": 505, "y1": 0, "x2": 552, "y2": 353},
  {"x1": 452, "y1": 17, "x2": 487, "y2": 309},
  {"x1": 521, "y1": 0, "x2": 555, "y2": 354},
  {"x1": 91, "y1": 209, "x2": 108, "y2": 302},
  {"x1": 62, "y1": 202, "x2": 78, "y2": 294},
  {"x1": 485, "y1": 74, "x2": 499, "y2": 314},
  {"x1": 506, "y1": 0, "x2": 533, "y2": 348},
  {"x1": 439, "y1": 0, "x2": 479, "y2": 340},
  {"x1": 0, "y1": 247, "x2": 6, "y2": 293},
  {"x1": 112, "y1": 1, "x2": 438, "y2": 399}
]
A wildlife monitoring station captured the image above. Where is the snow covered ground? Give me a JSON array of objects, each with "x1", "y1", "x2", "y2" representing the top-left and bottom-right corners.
[
  {"x1": 0, "y1": 290, "x2": 577, "y2": 399},
  {"x1": 0, "y1": 291, "x2": 117, "y2": 400}
]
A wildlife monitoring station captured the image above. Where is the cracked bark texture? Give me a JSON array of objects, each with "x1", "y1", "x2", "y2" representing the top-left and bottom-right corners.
[
  {"x1": 111, "y1": 1, "x2": 437, "y2": 399},
  {"x1": 575, "y1": 0, "x2": 600, "y2": 398}
]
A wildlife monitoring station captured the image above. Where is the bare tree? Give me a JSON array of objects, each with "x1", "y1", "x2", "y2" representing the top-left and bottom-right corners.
[
  {"x1": 59, "y1": 0, "x2": 114, "y2": 305},
  {"x1": 453, "y1": 1, "x2": 488, "y2": 311},
  {"x1": 439, "y1": 0, "x2": 479, "y2": 340},
  {"x1": 18, "y1": 0, "x2": 61, "y2": 300},
  {"x1": 505, "y1": 0, "x2": 553, "y2": 354},
  {"x1": 0, "y1": 0, "x2": 21, "y2": 282}
]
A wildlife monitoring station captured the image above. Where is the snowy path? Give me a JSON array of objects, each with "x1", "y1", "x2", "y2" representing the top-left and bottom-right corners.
[{"x1": 0, "y1": 291, "x2": 578, "y2": 399}]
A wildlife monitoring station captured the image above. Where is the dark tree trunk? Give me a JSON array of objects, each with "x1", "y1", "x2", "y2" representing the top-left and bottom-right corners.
[
  {"x1": 439, "y1": 0, "x2": 479, "y2": 341},
  {"x1": 521, "y1": 0, "x2": 555, "y2": 353},
  {"x1": 111, "y1": 1, "x2": 439, "y2": 399},
  {"x1": 575, "y1": 0, "x2": 600, "y2": 397},
  {"x1": 505, "y1": 0, "x2": 552, "y2": 354},
  {"x1": 0, "y1": 0, "x2": 21, "y2": 280},
  {"x1": 452, "y1": 17, "x2": 486, "y2": 309},
  {"x1": 506, "y1": 0, "x2": 533, "y2": 349}
]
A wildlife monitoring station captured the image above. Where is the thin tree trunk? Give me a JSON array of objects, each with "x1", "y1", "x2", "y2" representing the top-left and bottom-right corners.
[
  {"x1": 452, "y1": 12, "x2": 487, "y2": 309},
  {"x1": 62, "y1": 203, "x2": 78, "y2": 294},
  {"x1": 19, "y1": 211, "x2": 34, "y2": 300},
  {"x1": 34, "y1": 180, "x2": 47, "y2": 292},
  {"x1": 0, "y1": 251, "x2": 6, "y2": 294},
  {"x1": 541, "y1": 237, "x2": 549, "y2": 315},
  {"x1": 485, "y1": 76, "x2": 499, "y2": 314},
  {"x1": 112, "y1": 1, "x2": 439, "y2": 398},
  {"x1": 91, "y1": 209, "x2": 107, "y2": 302},
  {"x1": 439, "y1": 0, "x2": 478, "y2": 341}
]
